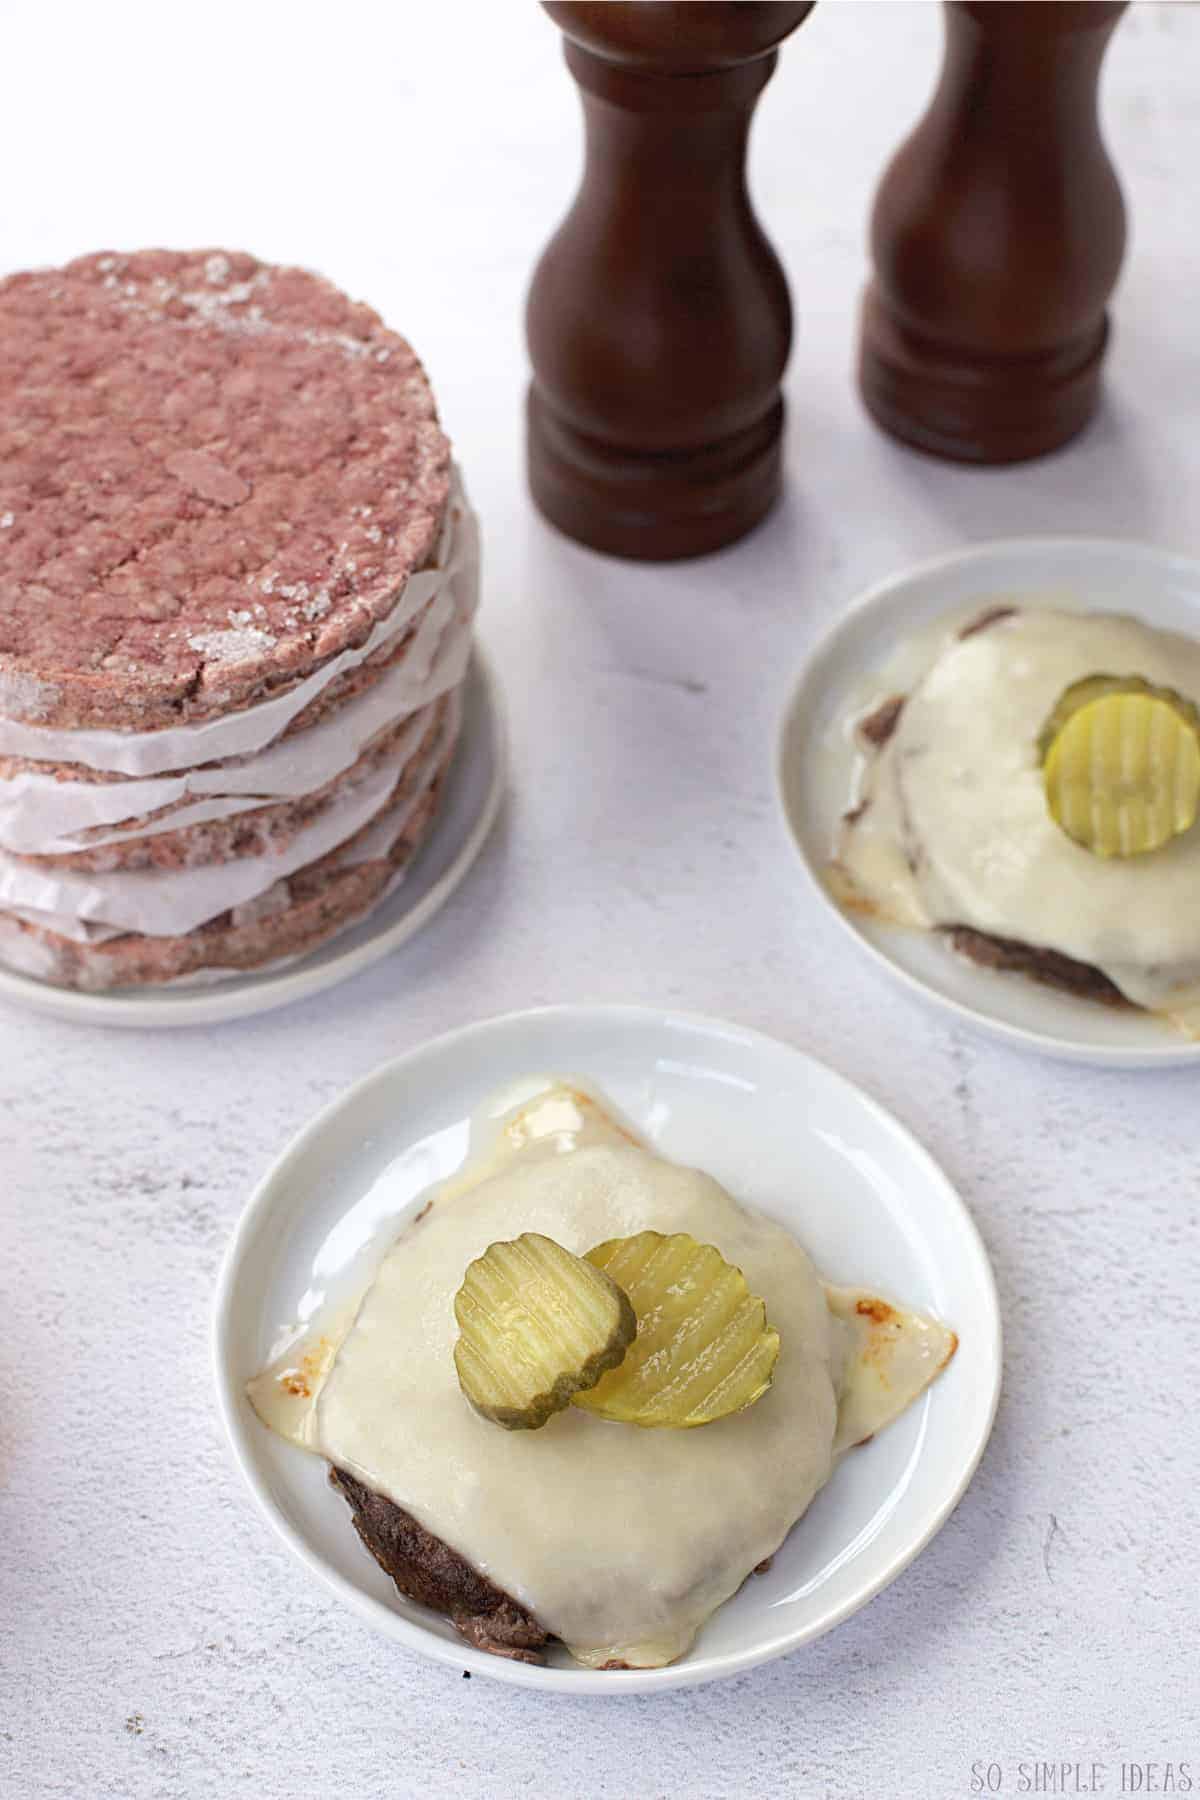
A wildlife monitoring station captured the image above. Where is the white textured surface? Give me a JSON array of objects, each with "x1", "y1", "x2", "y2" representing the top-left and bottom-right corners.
[{"x1": 2, "y1": 3, "x2": 1198, "y2": 1796}]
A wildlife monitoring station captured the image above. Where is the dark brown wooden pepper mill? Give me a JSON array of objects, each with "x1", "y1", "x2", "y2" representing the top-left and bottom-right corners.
[
  {"x1": 526, "y1": 2, "x2": 815, "y2": 561},
  {"x1": 859, "y1": 1, "x2": 1128, "y2": 465}
]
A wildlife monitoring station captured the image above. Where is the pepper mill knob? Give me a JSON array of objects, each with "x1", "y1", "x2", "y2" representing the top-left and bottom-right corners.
[
  {"x1": 859, "y1": 0, "x2": 1129, "y2": 465},
  {"x1": 527, "y1": 1, "x2": 815, "y2": 561}
]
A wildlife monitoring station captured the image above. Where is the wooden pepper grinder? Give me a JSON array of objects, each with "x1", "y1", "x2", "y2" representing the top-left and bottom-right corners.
[
  {"x1": 527, "y1": 2, "x2": 815, "y2": 561},
  {"x1": 859, "y1": 1, "x2": 1128, "y2": 465}
]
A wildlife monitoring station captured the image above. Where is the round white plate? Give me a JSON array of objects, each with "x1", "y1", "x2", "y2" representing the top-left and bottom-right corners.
[
  {"x1": 777, "y1": 536, "x2": 1200, "y2": 1068},
  {"x1": 0, "y1": 650, "x2": 506, "y2": 1029},
  {"x1": 213, "y1": 1004, "x2": 1001, "y2": 1694}
]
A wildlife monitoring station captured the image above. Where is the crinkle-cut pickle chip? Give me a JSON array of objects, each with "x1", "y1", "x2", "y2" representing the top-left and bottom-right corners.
[
  {"x1": 1042, "y1": 682, "x2": 1200, "y2": 859},
  {"x1": 573, "y1": 1231, "x2": 780, "y2": 1429},
  {"x1": 1037, "y1": 673, "x2": 1200, "y2": 763},
  {"x1": 454, "y1": 1233, "x2": 637, "y2": 1431}
]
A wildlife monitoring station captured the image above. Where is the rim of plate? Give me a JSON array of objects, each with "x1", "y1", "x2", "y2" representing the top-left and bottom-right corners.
[
  {"x1": 775, "y1": 534, "x2": 1200, "y2": 1069},
  {"x1": 0, "y1": 646, "x2": 507, "y2": 1030},
  {"x1": 212, "y1": 1003, "x2": 1002, "y2": 1694}
]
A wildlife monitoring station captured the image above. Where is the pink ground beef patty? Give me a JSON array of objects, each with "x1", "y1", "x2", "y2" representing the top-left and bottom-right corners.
[
  {"x1": 17, "y1": 697, "x2": 452, "y2": 874},
  {"x1": 0, "y1": 711, "x2": 461, "y2": 990},
  {"x1": 0, "y1": 249, "x2": 450, "y2": 732},
  {"x1": 0, "y1": 593, "x2": 437, "y2": 793}
]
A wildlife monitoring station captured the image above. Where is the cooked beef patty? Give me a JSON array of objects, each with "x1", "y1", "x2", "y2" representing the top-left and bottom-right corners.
[
  {"x1": 857, "y1": 693, "x2": 905, "y2": 747},
  {"x1": 941, "y1": 927, "x2": 1130, "y2": 1006},
  {"x1": 329, "y1": 1467, "x2": 549, "y2": 1663},
  {"x1": 957, "y1": 604, "x2": 1017, "y2": 640}
]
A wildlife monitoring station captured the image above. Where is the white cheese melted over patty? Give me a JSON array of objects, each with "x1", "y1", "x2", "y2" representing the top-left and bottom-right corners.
[{"x1": 837, "y1": 608, "x2": 1200, "y2": 1034}]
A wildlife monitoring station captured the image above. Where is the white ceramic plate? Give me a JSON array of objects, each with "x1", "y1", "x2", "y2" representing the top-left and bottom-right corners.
[
  {"x1": 213, "y1": 1004, "x2": 1001, "y2": 1693},
  {"x1": 777, "y1": 536, "x2": 1200, "y2": 1068},
  {"x1": 0, "y1": 650, "x2": 506, "y2": 1030}
]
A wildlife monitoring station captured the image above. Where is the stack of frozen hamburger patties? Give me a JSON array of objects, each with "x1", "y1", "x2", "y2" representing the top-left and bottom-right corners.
[{"x1": 0, "y1": 250, "x2": 479, "y2": 990}]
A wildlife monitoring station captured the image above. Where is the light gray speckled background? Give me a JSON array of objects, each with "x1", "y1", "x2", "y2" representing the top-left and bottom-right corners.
[{"x1": 2, "y1": 4, "x2": 1198, "y2": 1797}]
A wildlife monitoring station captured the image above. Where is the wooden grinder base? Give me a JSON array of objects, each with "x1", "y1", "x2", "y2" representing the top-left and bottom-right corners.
[
  {"x1": 527, "y1": 388, "x2": 785, "y2": 563},
  {"x1": 860, "y1": 294, "x2": 1112, "y2": 467}
]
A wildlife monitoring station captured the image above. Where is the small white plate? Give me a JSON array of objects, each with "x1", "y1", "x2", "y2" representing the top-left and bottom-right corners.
[
  {"x1": 777, "y1": 536, "x2": 1200, "y2": 1068},
  {"x1": 213, "y1": 1004, "x2": 1000, "y2": 1693},
  {"x1": 0, "y1": 650, "x2": 506, "y2": 1030}
]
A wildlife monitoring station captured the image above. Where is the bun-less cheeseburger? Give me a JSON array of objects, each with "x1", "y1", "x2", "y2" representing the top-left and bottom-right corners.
[
  {"x1": 832, "y1": 605, "x2": 1200, "y2": 1037},
  {"x1": 0, "y1": 251, "x2": 479, "y2": 989}
]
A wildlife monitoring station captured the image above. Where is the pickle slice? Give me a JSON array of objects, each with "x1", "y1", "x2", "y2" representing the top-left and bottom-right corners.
[
  {"x1": 1037, "y1": 673, "x2": 1200, "y2": 763},
  {"x1": 1043, "y1": 687, "x2": 1200, "y2": 858},
  {"x1": 453, "y1": 1233, "x2": 636, "y2": 1430},
  {"x1": 573, "y1": 1231, "x2": 780, "y2": 1429}
]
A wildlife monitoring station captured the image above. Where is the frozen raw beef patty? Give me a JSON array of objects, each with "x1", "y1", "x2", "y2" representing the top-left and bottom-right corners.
[{"x1": 0, "y1": 250, "x2": 481, "y2": 989}]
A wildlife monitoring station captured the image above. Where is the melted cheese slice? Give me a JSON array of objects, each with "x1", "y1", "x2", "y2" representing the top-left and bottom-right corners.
[
  {"x1": 838, "y1": 608, "x2": 1200, "y2": 1035},
  {"x1": 249, "y1": 1083, "x2": 955, "y2": 1668},
  {"x1": 826, "y1": 1287, "x2": 958, "y2": 1457}
]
